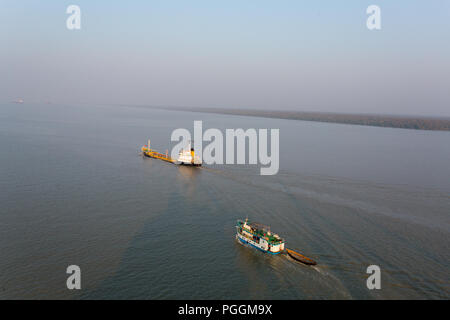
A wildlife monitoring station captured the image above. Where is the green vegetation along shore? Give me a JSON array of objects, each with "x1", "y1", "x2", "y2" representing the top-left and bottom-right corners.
[{"x1": 148, "y1": 106, "x2": 450, "y2": 131}]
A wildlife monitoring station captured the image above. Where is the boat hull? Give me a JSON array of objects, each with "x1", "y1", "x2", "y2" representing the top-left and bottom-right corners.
[
  {"x1": 178, "y1": 162, "x2": 202, "y2": 167},
  {"x1": 236, "y1": 234, "x2": 282, "y2": 255},
  {"x1": 286, "y1": 249, "x2": 317, "y2": 265},
  {"x1": 143, "y1": 151, "x2": 174, "y2": 163}
]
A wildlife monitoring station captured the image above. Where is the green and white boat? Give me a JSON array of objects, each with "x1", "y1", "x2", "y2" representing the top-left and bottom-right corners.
[{"x1": 236, "y1": 219, "x2": 285, "y2": 254}]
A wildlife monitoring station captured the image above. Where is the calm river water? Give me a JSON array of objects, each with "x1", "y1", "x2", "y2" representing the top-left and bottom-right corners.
[{"x1": 0, "y1": 103, "x2": 448, "y2": 299}]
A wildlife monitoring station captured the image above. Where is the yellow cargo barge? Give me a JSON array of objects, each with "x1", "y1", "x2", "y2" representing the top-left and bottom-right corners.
[
  {"x1": 141, "y1": 140, "x2": 175, "y2": 164},
  {"x1": 141, "y1": 139, "x2": 202, "y2": 166}
]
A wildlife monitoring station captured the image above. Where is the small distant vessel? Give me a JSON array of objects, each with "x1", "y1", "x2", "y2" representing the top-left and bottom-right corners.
[
  {"x1": 236, "y1": 218, "x2": 285, "y2": 254},
  {"x1": 12, "y1": 98, "x2": 24, "y2": 104},
  {"x1": 141, "y1": 139, "x2": 201, "y2": 166}
]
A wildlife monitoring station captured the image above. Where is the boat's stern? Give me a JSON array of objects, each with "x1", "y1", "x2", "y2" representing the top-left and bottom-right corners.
[{"x1": 268, "y1": 240, "x2": 285, "y2": 254}]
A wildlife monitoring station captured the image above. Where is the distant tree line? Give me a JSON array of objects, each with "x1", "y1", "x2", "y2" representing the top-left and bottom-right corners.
[{"x1": 157, "y1": 107, "x2": 450, "y2": 131}]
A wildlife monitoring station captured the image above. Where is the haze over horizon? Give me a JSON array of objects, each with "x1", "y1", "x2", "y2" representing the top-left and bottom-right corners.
[{"x1": 1, "y1": 1, "x2": 450, "y2": 117}]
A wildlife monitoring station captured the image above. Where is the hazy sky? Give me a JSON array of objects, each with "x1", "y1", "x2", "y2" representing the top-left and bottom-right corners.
[{"x1": 1, "y1": 1, "x2": 449, "y2": 116}]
